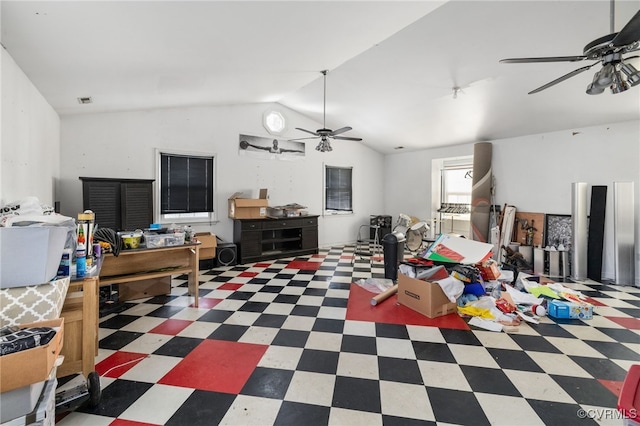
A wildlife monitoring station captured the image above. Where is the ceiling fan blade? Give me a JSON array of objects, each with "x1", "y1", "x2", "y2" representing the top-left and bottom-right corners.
[
  {"x1": 612, "y1": 9, "x2": 640, "y2": 47},
  {"x1": 295, "y1": 127, "x2": 319, "y2": 136},
  {"x1": 500, "y1": 56, "x2": 587, "y2": 64},
  {"x1": 332, "y1": 135, "x2": 362, "y2": 141},
  {"x1": 527, "y1": 64, "x2": 595, "y2": 94},
  {"x1": 329, "y1": 126, "x2": 352, "y2": 136}
]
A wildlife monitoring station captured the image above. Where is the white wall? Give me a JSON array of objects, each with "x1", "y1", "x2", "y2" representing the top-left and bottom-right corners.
[
  {"x1": 59, "y1": 104, "x2": 385, "y2": 248},
  {"x1": 1, "y1": 49, "x2": 60, "y2": 207},
  {"x1": 384, "y1": 120, "x2": 640, "y2": 285},
  {"x1": 4, "y1": 47, "x2": 638, "y2": 284}
]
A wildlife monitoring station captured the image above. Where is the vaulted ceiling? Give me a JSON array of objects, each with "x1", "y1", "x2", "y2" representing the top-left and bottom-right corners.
[{"x1": 2, "y1": 1, "x2": 640, "y2": 154}]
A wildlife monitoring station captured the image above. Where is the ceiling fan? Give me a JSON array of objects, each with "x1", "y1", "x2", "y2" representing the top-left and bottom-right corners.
[
  {"x1": 500, "y1": 1, "x2": 640, "y2": 95},
  {"x1": 292, "y1": 70, "x2": 362, "y2": 152}
]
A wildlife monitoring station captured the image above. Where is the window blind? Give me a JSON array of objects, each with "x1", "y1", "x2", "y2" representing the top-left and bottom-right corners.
[{"x1": 160, "y1": 153, "x2": 213, "y2": 214}]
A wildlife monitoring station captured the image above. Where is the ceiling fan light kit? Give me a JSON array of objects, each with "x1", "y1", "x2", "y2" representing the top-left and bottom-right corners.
[
  {"x1": 291, "y1": 70, "x2": 362, "y2": 153},
  {"x1": 620, "y1": 62, "x2": 640, "y2": 86},
  {"x1": 500, "y1": 4, "x2": 640, "y2": 95}
]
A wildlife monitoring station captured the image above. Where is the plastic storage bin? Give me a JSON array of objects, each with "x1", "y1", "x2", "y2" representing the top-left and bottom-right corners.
[
  {"x1": 618, "y1": 364, "x2": 640, "y2": 426},
  {"x1": 0, "y1": 380, "x2": 46, "y2": 423},
  {"x1": 0, "y1": 227, "x2": 68, "y2": 288},
  {"x1": 144, "y1": 232, "x2": 185, "y2": 248}
]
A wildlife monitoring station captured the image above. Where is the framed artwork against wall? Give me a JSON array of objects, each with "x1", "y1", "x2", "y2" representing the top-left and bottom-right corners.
[
  {"x1": 545, "y1": 214, "x2": 572, "y2": 249},
  {"x1": 545, "y1": 213, "x2": 572, "y2": 276}
]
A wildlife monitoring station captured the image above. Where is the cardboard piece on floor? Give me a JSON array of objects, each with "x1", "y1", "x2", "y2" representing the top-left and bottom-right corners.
[
  {"x1": 469, "y1": 316, "x2": 503, "y2": 332},
  {"x1": 422, "y1": 234, "x2": 493, "y2": 264}
]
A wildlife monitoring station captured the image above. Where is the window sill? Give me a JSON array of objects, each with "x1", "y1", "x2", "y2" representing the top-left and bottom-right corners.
[{"x1": 323, "y1": 211, "x2": 353, "y2": 217}]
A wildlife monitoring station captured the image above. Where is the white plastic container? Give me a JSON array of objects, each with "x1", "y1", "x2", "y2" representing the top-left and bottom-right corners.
[
  {"x1": 0, "y1": 380, "x2": 46, "y2": 423},
  {"x1": 0, "y1": 227, "x2": 68, "y2": 288},
  {"x1": 144, "y1": 232, "x2": 185, "y2": 248}
]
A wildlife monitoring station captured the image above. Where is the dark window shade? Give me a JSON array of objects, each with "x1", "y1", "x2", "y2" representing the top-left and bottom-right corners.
[
  {"x1": 326, "y1": 167, "x2": 352, "y2": 211},
  {"x1": 160, "y1": 153, "x2": 213, "y2": 214}
]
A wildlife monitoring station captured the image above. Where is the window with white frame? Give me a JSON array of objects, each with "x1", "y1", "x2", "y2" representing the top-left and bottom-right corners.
[
  {"x1": 324, "y1": 165, "x2": 353, "y2": 214},
  {"x1": 156, "y1": 149, "x2": 216, "y2": 223},
  {"x1": 433, "y1": 156, "x2": 473, "y2": 237}
]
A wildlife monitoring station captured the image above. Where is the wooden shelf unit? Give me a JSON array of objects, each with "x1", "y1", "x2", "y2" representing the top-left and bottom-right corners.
[{"x1": 233, "y1": 216, "x2": 319, "y2": 264}]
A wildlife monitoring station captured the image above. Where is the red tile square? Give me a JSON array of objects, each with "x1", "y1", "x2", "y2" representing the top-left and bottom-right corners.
[
  {"x1": 605, "y1": 316, "x2": 640, "y2": 330},
  {"x1": 584, "y1": 296, "x2": 608, "y2": 307},
  {"x1": 96, "y1": 351, "x2": 148, "y2": 378},
  {"x1": 253, "y1": 262, "x2": 272, "y2": 268},
  {"x1": 149, "y1": 319, "x2": 193, "y2": 335},
  {"x1": 238, "y1": 271, "x2": 259, "y2": 277},
  {"x1": 110, "y1": 420, "x2": 161, "y2": 426},
  {"x1": 598, "y1": 379, "x2": 624, "y2": 397},
  {"x1": 346, "y1": 284, "x2": 469, "y2": 330},
  {"x1": 159, "y1": 339, "x2": 268, "y2": 393},
  {"x1": 195, "y1": 298, "x2": 223, "y2": 309},
  {"x1": 287, "y1": 260, "x2": 321, "y2": 270},
  {"x1": 218, "y1": 283, "x2": 243, "y2": 291}
]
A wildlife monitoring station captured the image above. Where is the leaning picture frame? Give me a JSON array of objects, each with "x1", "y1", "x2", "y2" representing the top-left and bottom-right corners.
[{"x1": 544, "y1": 214, "x2": 572, "y2": 249}]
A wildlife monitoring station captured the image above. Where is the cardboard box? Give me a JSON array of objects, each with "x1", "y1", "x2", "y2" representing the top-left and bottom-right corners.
[
  {"x1": 228, "y1": 190, "x2": 268, "y2": 219},
  {"x1": 0, "y1": 318, "x2": 64, "y2": 393},
  {"x1": 397, "y1": 273, "x2": 457, "y2": 318},
  {"x1": 0, "y1": 226, "x2": 69, "y2": 288},
  {"x1": 548, "y1": 299, "x2": 593, "y2": 320},
  {"x1": 195, "y1": 232, "x2": 217, "y2": 260}
]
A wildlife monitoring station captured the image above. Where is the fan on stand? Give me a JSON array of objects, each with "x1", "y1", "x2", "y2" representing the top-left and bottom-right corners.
[
  {"x1": 291, "y1": 70, "x2": 362, "y2": 152},
  {"x1": 500, "y1": 2, "x2": 640, "y2": 94}
]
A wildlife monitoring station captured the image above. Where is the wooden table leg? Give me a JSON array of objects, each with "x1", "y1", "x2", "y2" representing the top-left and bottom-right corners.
[{"x1": 188, "y1": 246, "x2": 200, "y2": 307}]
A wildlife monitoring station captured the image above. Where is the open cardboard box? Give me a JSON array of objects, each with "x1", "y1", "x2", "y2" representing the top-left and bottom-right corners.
[
  {"x1": 228, "y1": 189, "x2": 269, "y2": 219},
  {"x1": 397, "y1": 273, "x2": 457, "y2": 319},
  {"x1": 195, "y1": 232, "x2": 217, "y2": 260},
  {"x1": 0, "y1": 318, "x2": 64, "y2": 393}
]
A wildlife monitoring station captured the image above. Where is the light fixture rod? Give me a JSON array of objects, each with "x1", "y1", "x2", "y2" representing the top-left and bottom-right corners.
[
  {"x1": 322, "y1": 70, "x2": 327, "y2": 128},
  {"x1": 610, "y1": 0, "x2": 615, "y2": 34}
]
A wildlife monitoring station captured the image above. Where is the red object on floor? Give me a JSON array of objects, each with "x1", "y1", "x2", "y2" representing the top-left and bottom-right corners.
[
  {"x1": 618, "y1": 364, "x2": 640, "y2": 422},
  {"x1": 159, "y1": 339, "x2": 268, "y2": 394},
  {"x1": 149, "y1": 319, "x2": 193, "y2": 336},
  {"x1": 238, "y1": 271, "x2": 259, "y2": 277},
  {"x1": 97, "y1": 351, "x2": 148, "y2": 378},
  {"x1": 346, "y1": 283, "x2": 469, "y2": 330}
]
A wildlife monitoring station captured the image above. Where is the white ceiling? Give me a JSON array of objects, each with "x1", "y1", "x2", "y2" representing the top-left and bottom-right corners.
[{"x1": 2, "y1": 1, "x2": 640, "y2": 154}]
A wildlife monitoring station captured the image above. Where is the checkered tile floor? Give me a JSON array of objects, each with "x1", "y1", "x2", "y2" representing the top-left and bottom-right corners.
[{"x1": 56, "y1": 246, "x2": 640, "y2": 426}]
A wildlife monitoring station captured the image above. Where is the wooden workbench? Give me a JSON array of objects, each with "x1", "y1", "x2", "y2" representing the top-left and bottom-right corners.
[
  {"x1": 99, "y1": 242, "x2": 201, "y2": 307},
  {"x1": 58, "y1": 274, "x2": 99, "y2": 379}
]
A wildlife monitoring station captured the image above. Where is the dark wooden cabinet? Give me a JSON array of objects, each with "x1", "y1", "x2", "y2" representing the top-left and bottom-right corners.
[
  {"x1": 80, "y1": 177, "x2": 154, "y2": 231},
  {"x1": 233, "y1": 216, "x2": 319, "y2": 264}
]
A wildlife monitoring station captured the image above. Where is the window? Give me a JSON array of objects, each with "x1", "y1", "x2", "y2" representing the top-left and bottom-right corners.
[
  {"x1": 156, "y1": 149, "x2": 216, "y2": 223},
  {"x1": 263, "y1": 109, "x2": 286, "y2": 135},
  {"x1": 432, "y1": 156, "x2": 473, "y2": 236},
  {"x1": 441, "y1": 167, "x2": 473, "y2": 209},
  {"x1": 324, "y1": 165, "x2": 353, "y2": 214}
]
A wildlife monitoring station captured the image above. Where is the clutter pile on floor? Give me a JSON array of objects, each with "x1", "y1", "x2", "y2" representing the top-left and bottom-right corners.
[{"x1": 365, "y1": 233, "x2": 596, "y2": 333}]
